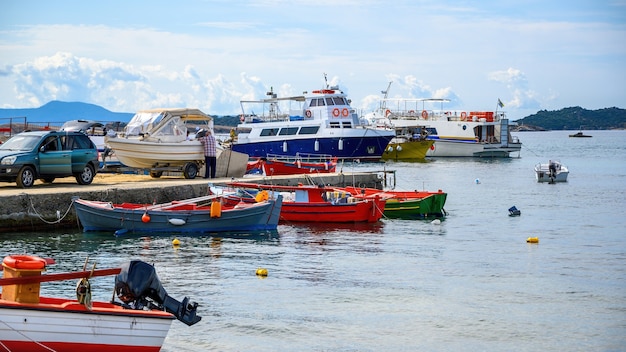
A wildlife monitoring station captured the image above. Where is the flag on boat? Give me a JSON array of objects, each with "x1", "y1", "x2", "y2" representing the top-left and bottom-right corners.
[{"x1": 498, "y1": 98, "x2": 505, "y2": 108}]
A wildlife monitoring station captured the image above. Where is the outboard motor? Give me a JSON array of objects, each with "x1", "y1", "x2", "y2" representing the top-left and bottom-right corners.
[{"x1": 114, "y1": 260, "x2": 201, "y2": 326}]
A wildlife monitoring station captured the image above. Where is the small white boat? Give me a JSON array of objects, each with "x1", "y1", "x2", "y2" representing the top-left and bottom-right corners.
[
  {"x1": 0, "y1": 255, "x2": 201, "y2": 351},
  {"x1": 535, "y1": 160, "x2": 569, "y2": 183},
  {"x1": 106, "y1": 108, "x2": 248, "y2": 178}
]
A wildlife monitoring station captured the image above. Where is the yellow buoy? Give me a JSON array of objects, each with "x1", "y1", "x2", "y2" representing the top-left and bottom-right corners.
[
  {"x1": 256, "y1": 268, "x2": 268, "y2": 277},
  {"x1": 526, "y1": 237, "x2": 539, "y2": 243},
  {"x1": 172, "y1": 238, "x2": 181, "y2": 246}
]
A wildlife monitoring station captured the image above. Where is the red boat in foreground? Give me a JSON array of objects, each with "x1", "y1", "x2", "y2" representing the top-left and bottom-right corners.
[
  {"x1": 0, "y1": 255, "x2": 201, "y2": 352},
  {"x1": 227, "y1": 182, "x2": 387, "y2": 223},
  {"x1": 246, "y1": 153, "x2": 338, "y2": 176}
]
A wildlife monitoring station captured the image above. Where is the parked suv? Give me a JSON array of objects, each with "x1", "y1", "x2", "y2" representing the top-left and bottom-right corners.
[{"x1": 0, "y1": 130, "x2": 99, "y2": 188}]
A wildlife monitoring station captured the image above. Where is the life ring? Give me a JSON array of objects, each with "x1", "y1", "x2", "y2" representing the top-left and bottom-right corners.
[
  {"x1": 342, "y1": 108, "x2": 349, "y2": 117},
  {"x1": 332, "y1": 108, "x2": 340, "y2": 117},
  {"x1": 255, "y1": 190, "x2": 269, "y2": 202},
  {"x1": 408, "y1": 110, "x2": 415, "y2": 114},
  {"x1": 2, "y1": 255, "x2": 47, "y2": 270},
  {"x1": 240, "y1": 114, "x2": 245, "y2": 122},
  {"x1": 385, "y1": 109, "x2": 391, "y2": 117},
  {"x1": 460, "y1": 112, "x2": 467, "y2": 120},
  {"x1": 305, "y1": 110, "x2": 312, "y2": 118},
  {"x1": 421, "y1": 110, "x2": 428, "y2": 119}
]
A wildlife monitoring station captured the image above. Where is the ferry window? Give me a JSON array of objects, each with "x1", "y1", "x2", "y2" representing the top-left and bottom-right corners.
[
  {"x1": 329, "y1": 122, "x2": 341, "y2": 129},
  {"x1": 309, "y1": 100, "x2": 318, "y2": 107},
  {"x1": 299, "y1": 126, "x2": 320, "y2": 135},
  {"x1": 342, "y1": 122, "x2": 353, "y2": 128},
  {"x1": 426, "y1": 127, "x2": 437, "y2": 135},
  {"x1": 333, "y1": 97, "x2": 344, "y2": 105},
  {"x1": 325, "y1": 98, "x2": 334, "y2": 105},
  {"x1": 279, "y1": 127, "x2": 299, "y2": 135},
  {"x1": 260, "y1": 128, "x2": 279, "y2": 136},
  {"x1": 316, "y1": 98, "x2": 325, "y2": 106}
]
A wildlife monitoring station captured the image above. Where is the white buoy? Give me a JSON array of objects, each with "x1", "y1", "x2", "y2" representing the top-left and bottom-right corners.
[
  {"x1": 475, "y1": 178, "x2": 481, "y2": 184},
  {"x1": 431, "y1": 219, "x2": 441, "y2": 225}
]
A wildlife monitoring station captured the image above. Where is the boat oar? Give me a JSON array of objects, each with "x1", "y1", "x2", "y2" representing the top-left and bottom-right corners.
[{"x1": 0, "y1": 268, "x2": 121, "y2": 286}]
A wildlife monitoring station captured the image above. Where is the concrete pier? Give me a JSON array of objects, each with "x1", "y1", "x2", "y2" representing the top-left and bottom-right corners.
[{"x1": 0, "y1": 171, "x2": 385, "y2": 232}]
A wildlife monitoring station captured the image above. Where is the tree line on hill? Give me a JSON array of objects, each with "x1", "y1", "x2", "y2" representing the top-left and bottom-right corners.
[{"x1": 512, "y1": 106, "x2": 626, "y2": 131}]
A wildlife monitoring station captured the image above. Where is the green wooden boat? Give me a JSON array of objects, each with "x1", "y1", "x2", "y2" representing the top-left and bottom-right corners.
[{"x1": 339, "y1": 186, "x2": 447, "y2": 219}]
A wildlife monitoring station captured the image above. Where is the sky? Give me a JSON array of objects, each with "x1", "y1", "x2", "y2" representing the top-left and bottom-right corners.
[{"x1": 1, "y1": 0, "x2": 625, "y2": 120}]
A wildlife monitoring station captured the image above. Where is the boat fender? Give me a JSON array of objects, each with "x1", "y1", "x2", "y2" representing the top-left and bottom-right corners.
[
  {"x1": 169, "y1": 218, "x2": 186, "y2": 226},
  {"x1": 526, "y1": 237, "x2": 539, "y2": 243},
  {"x1": 2, "y1": 255, "x2": 47, "y2": 270},
  {"x1": 210, "y1": 200, "x2": 222, "y2": 217},
  {"x1": 296, "y1": 160, "x2": 301, "y2": 168},
  {"x1": 76, "y1": 277, "x2": 92, "y2": 310},
  {"x1": 255, "y1": 190, "x2": 269, "y2": 203},
  {"x1": 141, "y1": 213, "x2": 151, "y2": 223}
]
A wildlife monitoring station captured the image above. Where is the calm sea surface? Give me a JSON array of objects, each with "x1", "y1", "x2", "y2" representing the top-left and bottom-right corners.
[{"x1": 1, "y1": 130, "x2": 625, "y2": 351}]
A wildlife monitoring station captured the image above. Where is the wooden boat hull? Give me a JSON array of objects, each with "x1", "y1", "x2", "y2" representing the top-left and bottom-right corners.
[
  {"x1": 279, "y1": 199, "x2": 385, "y2": 223},
  {"x1": 247, "y1": 154, "x2": 338, "y2": 176},
  {"x1": 226, "y1": 182, "x2": 386, "y2": 223},
  {"x1": 340, "y1": 186, "x2": 447, "y2": 219},
  {"x1": 0, "y1": 296, "x2": 174, "y2": 352},
  {"x1": 73, "y1": 196, "x2": 283, "y2": 235}
]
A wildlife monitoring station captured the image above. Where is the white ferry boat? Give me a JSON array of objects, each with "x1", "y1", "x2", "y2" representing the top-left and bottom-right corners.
[
  {"x1": 230, "y1": 86, "x2": 395, "y2": 161},
  {"x1": 364, "y1": 85, "x2": 521, "y2": 158}
]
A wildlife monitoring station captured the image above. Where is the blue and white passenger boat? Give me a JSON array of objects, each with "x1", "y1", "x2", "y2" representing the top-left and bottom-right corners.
[{"x1": 230, "y1": 86, "x2": 395, "y2": 161}]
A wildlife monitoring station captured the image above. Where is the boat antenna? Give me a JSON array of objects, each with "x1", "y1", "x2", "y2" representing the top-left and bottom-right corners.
[{"x1": 381, "y1": 81, "x2": 392, "y2": 109}]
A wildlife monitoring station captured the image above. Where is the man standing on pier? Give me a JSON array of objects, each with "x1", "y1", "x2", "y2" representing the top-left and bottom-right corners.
[{"x1": 198, "y1": 129, "x2": 217, "y2": 179}]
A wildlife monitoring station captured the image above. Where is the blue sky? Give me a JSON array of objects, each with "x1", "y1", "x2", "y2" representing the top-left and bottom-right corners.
[{"x1": 1, "y1": 0, "x2": 624, "y2": 119}]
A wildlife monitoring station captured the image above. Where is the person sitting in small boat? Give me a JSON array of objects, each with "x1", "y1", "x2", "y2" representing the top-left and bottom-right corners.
[{"x1": 549, "y1": 160, "x2": 557, "y2": 177}]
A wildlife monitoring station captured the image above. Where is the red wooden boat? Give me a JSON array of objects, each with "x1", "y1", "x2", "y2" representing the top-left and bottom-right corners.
[
  {"x1": 227, "y1": 182, "x2": 386, "y2": 223},
  {"x1": 0, "y1": 255, "x2": 201, "y2": 352},
  {"x1": 246, "y1": 153, "x2": 338, "y2": 176}
]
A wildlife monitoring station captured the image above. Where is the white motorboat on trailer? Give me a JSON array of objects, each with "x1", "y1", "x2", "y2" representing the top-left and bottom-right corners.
[
  {"x1": 106, "y1": 108, "x2": 248, "y2": 178},
  {"x1": 230, "y1": 82, "x2": 395, "y2": 161}
]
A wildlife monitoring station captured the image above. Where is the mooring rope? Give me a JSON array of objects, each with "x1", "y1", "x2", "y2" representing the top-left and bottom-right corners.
[{"x1": 27, "y1": 195, "x2": 75, "y2": 225}]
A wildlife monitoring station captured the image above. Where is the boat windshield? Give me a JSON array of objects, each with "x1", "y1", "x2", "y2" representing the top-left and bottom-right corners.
[{"x1": 124, "y1": 112, "x2": 164, "y2": 136}]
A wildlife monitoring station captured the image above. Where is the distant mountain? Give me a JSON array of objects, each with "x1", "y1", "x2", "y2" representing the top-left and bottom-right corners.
[
  {"x1": 0, "y1": 101, "x2": 133, "y2": 123},
  {"x1": 513, "y1": 106, "x2": 626, "y2": 131}
]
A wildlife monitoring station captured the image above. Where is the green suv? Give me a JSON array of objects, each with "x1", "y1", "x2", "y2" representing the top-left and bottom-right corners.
[{"x1": 0, "y1": 130, "x2": 99, "y2": 188}]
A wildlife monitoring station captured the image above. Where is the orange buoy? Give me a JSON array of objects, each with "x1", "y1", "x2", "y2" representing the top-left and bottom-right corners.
[
  {"x1": 141, "y1": 213, "x2": 151, "y2": 223},
  {"x1": 526, "y1": 237, "x2": 539, "y2": 243},
  {"x1": 2, "y1": 255, "x2": 47, "y2": 270},
  {"x1": 210, "y1": 200, "x2": 222, "y2": 218}
]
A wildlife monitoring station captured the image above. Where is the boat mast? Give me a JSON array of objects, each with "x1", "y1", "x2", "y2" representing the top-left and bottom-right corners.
[{"x1": 381, "y1": 81, "x2": 392, "y2": 110}]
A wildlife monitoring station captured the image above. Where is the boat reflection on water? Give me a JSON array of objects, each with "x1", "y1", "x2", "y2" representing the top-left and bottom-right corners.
[{"x1": 281, "y1": 221, "x2": 385, "y2": 235}]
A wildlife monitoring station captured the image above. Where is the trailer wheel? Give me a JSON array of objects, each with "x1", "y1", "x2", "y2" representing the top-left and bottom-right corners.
[
  {"x1": 183, "y1": 162, "x2": 198, "y2": 179},
  {"x1": 150, "y1": 170, "x2": 163, "y2": 178}
]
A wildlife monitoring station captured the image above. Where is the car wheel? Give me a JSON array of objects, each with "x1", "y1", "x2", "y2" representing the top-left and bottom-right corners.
[
  {"x1": 76, "y1": 164, "x2": 95, "y2": 185},
  {"x1": 41, "y1": 177, "x2": 55, "y2": 183},
  {"x1": 17, "y1": 166, "x2": 36, "y2": 188},
  {"x1": 183, "y1": 162, "x2": 198, "y2": 179},
  {"x1": 150, "y1": 170, "x2": 163, "y2": 178}
]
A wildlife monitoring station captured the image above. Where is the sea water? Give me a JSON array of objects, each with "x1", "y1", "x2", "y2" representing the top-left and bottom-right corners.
[{"x1": 1, "y1": 130, "x2": 624, "y2": 351}]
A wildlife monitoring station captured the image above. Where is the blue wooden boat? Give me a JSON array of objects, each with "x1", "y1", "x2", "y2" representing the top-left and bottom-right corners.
[{"x1": 72, "y1": 193, "x2": 282, "y2": 235}]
